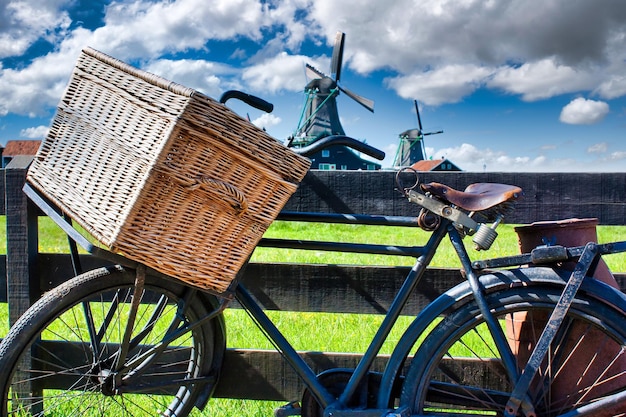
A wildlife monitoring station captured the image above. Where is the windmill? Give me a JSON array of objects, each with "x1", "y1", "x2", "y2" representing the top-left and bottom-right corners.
[
  {"x1": 392, "y1": 100, "x2": 443, "y2": 168},
  {"x1": 290, "y1": 31, "x2": 375, "y2": 148}
]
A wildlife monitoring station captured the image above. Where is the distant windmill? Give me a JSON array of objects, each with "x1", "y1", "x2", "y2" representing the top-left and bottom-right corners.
[
  {"x1": 290, "y1": 31, "x2": 375, "y2": 146},
  {"x1": 392, "y1": 100, "x2": 443, "y2": 168}
]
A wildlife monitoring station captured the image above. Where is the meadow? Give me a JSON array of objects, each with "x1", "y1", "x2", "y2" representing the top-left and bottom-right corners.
[{"x1": 0, "y1": 216, "x2": 624, "y2": 416}]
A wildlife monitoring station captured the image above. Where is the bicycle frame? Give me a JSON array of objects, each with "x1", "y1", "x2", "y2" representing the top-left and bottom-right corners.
[
  {"x1": 21, "y1": 181, "x2": 626, "y2": 416},
  {"x1": 244, "y1": 215, "x2": 451, "y2": 413}
]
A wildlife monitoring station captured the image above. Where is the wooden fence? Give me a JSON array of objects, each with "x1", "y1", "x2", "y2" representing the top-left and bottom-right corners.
[{"x1": 2, "y1": 156, "x2": 626, "y2": 401}]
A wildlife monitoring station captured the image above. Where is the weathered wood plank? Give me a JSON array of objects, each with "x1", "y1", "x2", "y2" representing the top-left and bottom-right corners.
[
  {"x1": 0, "y1": 171, "x2": 4, "y2": 215},
  {"x1": 2, "y1": 168, "x2": 626, "y2": 222},
  {"x1": 214, "y1": 349, "x2": 506, "y2": 401},
  {"x1": 22, "y1": 254, "x2": 463, "y2": 314},
  {"x1": 214, "y1": 349, "x2": 392, "y2": 401},
  {"x1": 283, "y1": 171, "x2": 626, "y2": 225},
  {"x1": 6, "y1": 341, "x2": 497, "y2": 402},
  {"x1": 4, "y1": 156, "x2": 38, "y2": 325},
  {"x1": 2, "y1": 254, "x2": 625, "y2": 308}
]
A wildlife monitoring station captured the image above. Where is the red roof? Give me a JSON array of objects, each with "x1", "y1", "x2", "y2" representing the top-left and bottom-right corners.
[
  {"x1": 411, "y1": 159, "x2": 445, "y2": 171},
  {"x1": 3, "y1": 140, "x2": 41, "y2": 156}
]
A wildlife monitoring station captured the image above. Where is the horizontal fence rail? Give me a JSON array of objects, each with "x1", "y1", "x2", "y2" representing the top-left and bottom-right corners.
[{"x1": 3, "y1": 158, "x2": 626, "y2": 401}]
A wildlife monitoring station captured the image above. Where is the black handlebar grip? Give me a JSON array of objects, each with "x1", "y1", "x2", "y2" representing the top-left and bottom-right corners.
[{"x1": 219, "y1": 90, "x2": 274, "y2": 113}]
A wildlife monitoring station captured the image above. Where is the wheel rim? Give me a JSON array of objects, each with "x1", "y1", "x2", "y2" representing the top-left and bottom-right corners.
[
  {"x1": 4, "y1": 281, "x2": 209, "y2": 416},
  {"x1": 405, "y1": 290, "x2": 626, "y2": 416}
]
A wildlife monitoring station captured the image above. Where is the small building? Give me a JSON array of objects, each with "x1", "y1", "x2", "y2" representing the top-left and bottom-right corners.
[
  {"x1": 2, "y1": 140, "x2": 41, "y2": 168},
  {"x1": 411, "y1": 158, "x2": 461, "y2": 172},
  {"x1": 308, "y1": 145, "x2": 381, "y2": 171}
]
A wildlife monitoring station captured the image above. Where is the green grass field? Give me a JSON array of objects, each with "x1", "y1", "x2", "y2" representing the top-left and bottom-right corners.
[{"x1": 1, "y1": 216, "x2": 624, "y2": 415}]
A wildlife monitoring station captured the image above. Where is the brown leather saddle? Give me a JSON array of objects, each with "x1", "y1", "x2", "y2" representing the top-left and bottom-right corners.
[{"x1": 420, "y1": 182, "x2": 523, "y2": 212}]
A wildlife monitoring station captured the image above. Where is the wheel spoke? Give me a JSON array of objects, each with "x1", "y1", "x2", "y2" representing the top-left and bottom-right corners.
[
  {"x1": 402, "y1": 284, "x2": 626, "y2": 415},
  {"x1": 0, "y1": 266, "x2": 221, "y2": 416}
]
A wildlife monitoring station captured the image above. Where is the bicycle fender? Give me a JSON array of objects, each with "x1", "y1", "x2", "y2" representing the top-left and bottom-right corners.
[{"x1": 376, "y1": 266, "x2": 626, "y2": 409}]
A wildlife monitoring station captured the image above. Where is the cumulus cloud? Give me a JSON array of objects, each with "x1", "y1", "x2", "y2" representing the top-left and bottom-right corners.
[
  {"x1": 489, "y1": 59, "x2": 596, "y2": 101},
  {"x1": 144, "y1": 59, "x2": 234, "y2": 98},
  {"x1": 242, "y1": 52, "x2": 309, "y2": 93},
  {"x1": 2, "y1": 0, "x2": 626, "y2": 116},
  {"x1": 1, "y1": 0, "x2": 626, "y2": 173},
  {"x1": 559, "y1": 97, "x2": 609, "y2": 125},
  {"x1": 386, "y1": 65, "x2": 493, "y2": 106},
  {"x1": 0, "y1": 50, "x2": 76, "y2": 116},
  {"x1": 0, "y1": 0, "x2": 72, "y2": 58},
  {"x1": 308, "y1": 1, "x2": 626, "y2": 84},
  {"x1": 432, "y1": 143, "x2": 578, "y2": 172},
  {"x1": 20, "y1": 125, "x2": 49, "y2": 139},
  {"x1": 89, "y1": 0, "x2": 267, "y2": 59},
  {"x1": 252, "y1": 113, "x2": 282, "y2": 131},
  {"x1": 595, "y1": 75, "x2": 626, "y2": 100}
]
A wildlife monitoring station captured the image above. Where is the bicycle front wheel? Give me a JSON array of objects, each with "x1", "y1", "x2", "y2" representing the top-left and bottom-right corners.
[
  {"x1": 401, "y1": 284, "x2": 626, "y2": 416},
  {"x1": 0, "y1": 265, "x2": 225, "y2": 416}
]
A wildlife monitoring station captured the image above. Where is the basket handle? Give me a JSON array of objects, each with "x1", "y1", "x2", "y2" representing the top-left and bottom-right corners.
[{"x1": 187, "y1": 176, "x2": 248, "y2": 216}]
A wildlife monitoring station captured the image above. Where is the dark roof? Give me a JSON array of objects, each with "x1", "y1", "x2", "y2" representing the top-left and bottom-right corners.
[{"x1": 3, "y1": 140, "x2": 41, "y2": 156}]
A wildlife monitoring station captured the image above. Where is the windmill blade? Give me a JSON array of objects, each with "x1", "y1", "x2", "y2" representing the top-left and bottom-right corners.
[
  {"x1": 330, "y1": 31, "x2": 345, "y2": 82},
  {"x1": 414, "y1": 100, "x2": 423, "y2": 131},
  {"x1": 339, "y1": 85, "x2": 374, "y2": 113},
  {"x1": 305, "y1": 63, "x2": 326, "y2": 80},
  {"x1": 424, "y1": 130, "x2": 444, "y2": 136}
]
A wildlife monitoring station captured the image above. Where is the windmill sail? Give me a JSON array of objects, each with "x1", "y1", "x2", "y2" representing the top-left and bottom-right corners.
[
  {"x1": 294, "y1": 32, "x2": 374, "y2": 145},
  {"x1": 290, "y1": 31, "x2": 383, "y2": 171}
]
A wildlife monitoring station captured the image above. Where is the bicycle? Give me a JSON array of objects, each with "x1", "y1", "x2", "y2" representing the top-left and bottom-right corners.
[{"x1": 1, "y1": 92, "x2": 626, "y2": 417}]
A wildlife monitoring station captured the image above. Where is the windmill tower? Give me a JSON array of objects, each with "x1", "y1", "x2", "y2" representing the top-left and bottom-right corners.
[
  {"x1": 291, "y1": 32, "x2": 375, "y2": 147},
  {"x1": 392, "y1": 100, "x2": 443, "y2": 168}
]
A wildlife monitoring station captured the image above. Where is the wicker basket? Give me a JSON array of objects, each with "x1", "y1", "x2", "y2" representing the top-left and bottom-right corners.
[{"x1": 27, "y1": 47, "x2": 310, "y2": 294}]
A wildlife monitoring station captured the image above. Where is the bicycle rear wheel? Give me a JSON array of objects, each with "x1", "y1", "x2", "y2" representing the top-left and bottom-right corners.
[
  {"x1": 0, "y1": 265, "x2": 225, "y2": 416},
  {"x1": 401, "y1": 284, "x2": 626, "y2": 416}
]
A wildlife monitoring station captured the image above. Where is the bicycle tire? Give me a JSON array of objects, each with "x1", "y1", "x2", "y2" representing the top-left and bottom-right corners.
[
  {"x1": 399, "y1": 283, "x2": 626, "y2": 416},
  {"x1": 0, "y1": 265, "x2": 225, "y2": 417}
]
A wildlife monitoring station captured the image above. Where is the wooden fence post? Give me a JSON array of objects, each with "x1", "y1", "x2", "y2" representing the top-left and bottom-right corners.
[{"x1": 4, "y1": 156, "x2": 38, "y2": 326}]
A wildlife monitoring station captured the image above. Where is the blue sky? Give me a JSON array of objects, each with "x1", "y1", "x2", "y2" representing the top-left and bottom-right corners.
[{"x1": 1, "y1": 0, "x2": 625, "y2": 171}]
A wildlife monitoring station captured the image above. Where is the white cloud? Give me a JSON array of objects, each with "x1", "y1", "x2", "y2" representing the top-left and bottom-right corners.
[
  {"x1": 587, "y1": 142, "x2": 608, "y2": 154},
  {"x1": 426, "y1": 141, "x2": 626, "y2": 172},
  {"x1": 559, "y1": 97, "x2": 609, "y2": 125},
  {"x1": 595, "y1": 75, "x2": 626, "y2": 100},
  {"x1": 252, "y1": 113, "x2": 282, "y2": 131},
  {"x1": 242, "y1": 52, "x2": 309, "y2": 93},
  {"x1": 2, "y1": 0, "x2": 626, "y2": 117},
  {"x1": 0, "y1": 0, "x2": 72, "y2": 58},
  {"x1": 432, "y1": 143, "x2": 576, "y2": 172},
  {"x1": 1, "y1": 0, "x2": 626, "y2": 171},
  {"x1": 20, "y1": 125, "x2": 49, "y2": 139},
  {"x1": 305, "y1": 0, "x2": 626, "y2": 105},
  {"x1": 608, "y1": 151, "x2": 626, "y2": 161},
  {"x1": 0, "y1": 49, "x2": 78, "y2": 116},
  {"x1": 489, "y1": 59, "x2": 595, "y2": 101},
  {"x1": 386, "y1": 64, "x2": 493, "y2": 106},
  {"x1": 89, "y1": 0, "x2": 267, "y2": 59},
  {"x1": 309, "y1": 1, "x2": 626, "y2": 70},
  {"x1": 144, "y1": 59, "x2": 234, "y2": 98}
]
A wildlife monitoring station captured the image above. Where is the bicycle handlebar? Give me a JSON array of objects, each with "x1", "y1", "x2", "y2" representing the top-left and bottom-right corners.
[
  {"x1": 291, "y1": 135, "x2": 386, "y2": 161},
  {"x1": 219, "y1": 90, "x2": 274, "y2": 113}
]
